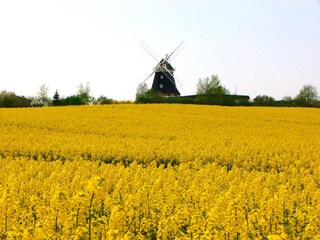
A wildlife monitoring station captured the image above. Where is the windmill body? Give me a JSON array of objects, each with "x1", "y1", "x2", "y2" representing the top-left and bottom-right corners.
[{"x1": 151, "y1": 59, "x2": 180, "y2": 97}]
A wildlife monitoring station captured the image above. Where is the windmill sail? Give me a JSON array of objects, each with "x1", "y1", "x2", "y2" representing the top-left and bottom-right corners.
[{"x1": 141, "y1": 41, "x2": 184, "y2": 97}]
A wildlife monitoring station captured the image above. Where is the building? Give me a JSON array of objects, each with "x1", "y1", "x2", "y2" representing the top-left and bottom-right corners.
[{"x1": 151, "y1": 59, "x2": 180, "y2": 97}]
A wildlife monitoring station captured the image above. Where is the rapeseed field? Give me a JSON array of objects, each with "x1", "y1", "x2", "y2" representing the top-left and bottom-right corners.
[{"x1": 0, "y1": 104, "x2": 319, "y2": 239}]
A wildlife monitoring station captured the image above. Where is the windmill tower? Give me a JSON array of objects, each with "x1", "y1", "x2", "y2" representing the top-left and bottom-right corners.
[{"x1": 141, "y1": 42, "x2": 184, "y2": 97}]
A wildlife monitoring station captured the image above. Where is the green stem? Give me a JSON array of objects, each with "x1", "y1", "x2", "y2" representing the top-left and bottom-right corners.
[{"x1": 88, "y1": 193, "x2": 95, "y2": 240}]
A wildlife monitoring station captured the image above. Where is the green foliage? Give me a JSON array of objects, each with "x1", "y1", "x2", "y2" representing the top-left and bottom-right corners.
[
  {"x1": 0, "y1": 91, "x2": 31, "y2": 108},
  {"x1": 77, "y1": 82, "x2": 92, "y2": 104},
  {"x1": 95, "y1": 95, "x2": 113, "y2": 105},
  {"x1": 195, "y1": 94, "x2": 224, "y2": 105},
  {"x1": 253, "y1": 95, "x2": 276, "y2": 106},
  {"x1": 196, "y1": 74, "x2": 230, "y2": 95},
  {"x1": 194, "y1": 94, "x2": 250, "y2": 106},
  {"x1": 135, "y1": 91, "x2": 249, "y2": 106},
  {"x1": 282, "y1": 96, "x2": 293, "y2": 102},
  {"x1": 165, "y1": 97, "x2": 194, "y2": 104},
  {"x1": 52, "y1": 90, "x2": 61, "y2": 106},
  {"x1": 57, "y1": 82, "x2": 94, "y2": 106},
  {"x1": 135, "y1": 90, "x2": 165, "y2": 103},
  {"x1": 136, "y1": 82, "x2": 148, "y2": 99},
  {"x1": 36, "y1": 84, "x2": 51, "y2": 106},
  {"x1": 60, "y1": 95, "x2": 86, "y2": 106},
  {"x1": 294, "y1": 85, "x2": 319, "y2": 107}
]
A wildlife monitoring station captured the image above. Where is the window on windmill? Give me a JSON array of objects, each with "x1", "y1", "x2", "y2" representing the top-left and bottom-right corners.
[
  {"x1": 160, "y1": 75, "x2": 164, "y2": 79},
  {"x1": 159, "y1": 84, "x2": 163, "y2": 88}
]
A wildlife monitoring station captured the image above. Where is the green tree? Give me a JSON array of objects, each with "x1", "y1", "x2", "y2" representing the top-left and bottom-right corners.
[
  {"x1": 60, "y1": 95, "x2": 86, "y2": 106},
  {"x1": 52, "y1": 90, "x2": 61, "y2": 106},
  {"x1": 95, "y1": 95, "x2": 113, "y2": 104},
  {"x1": 135, "y1": 82, "x2": 148, "y2": 100},
  {"x1": 0, "y1": 91, "x2": 14, "y2": 107},
  {"x1": 77, "y1": 82, "x2": 92, "y2": 104},
  {"x1": 0, "y1": 91, "x2": 31, "y2": 108},
  {"x1": 135, "y1": 89, "x2": 164, "y2": 103},
  {"x1": 253, "y1": 95, "x2": 276, "y2": 106},
  {"x1": 36, "y1": 84, "x2": 50, "y2": 106},
  {"x1": 282, "y1": 96, "x2": 293, "y2": 102},
  {"x1": 196, "y1": 74, "x2": 230, "y2": 95},
  {"x1": 294, "y1": 84, "x2": 319, "y2": 106}
]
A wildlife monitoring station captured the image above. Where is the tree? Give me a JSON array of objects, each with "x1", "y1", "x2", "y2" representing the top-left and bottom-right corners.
[
  {"x1": 77, "y1": 82, "x2": 92, "y2": 104},
  {"x1": 52, "y1": 90, "x2": 61, "y2": 106},
  {"x1": 60, "y1": 95, "x2": 86, "y2": 106},
  {"x1": 282, "y1": 96, "x2": 293, "y2": 102},
  {"x1": 253, "y1": 95, "x2": 276, "y2": 106},
  {"x1": 0, "y1": 91, "x2": 15, "y2": 108},
  {"x1": 135, "y1": 89, "x2": 164, "y2": 103},
  {"x1": 0, "y1": 91, "x2": 32, "y2": 108},
  {"x1": 135, "y1": 82, "x2": 157, "y2": 103},
  {"x1": 95, "y1": 95, "x2": 113, "y2": 105},
  {"x1": 136, "y1": 82, "x2": 148, "y2": 99},
  {"x1": 36, "y1": 84, "x2": 50, "y2": 106},
  {"x1": 294, "y1": 84, "x2": 319, "y2": 106},
  {"x1": 196, "y1": 74, "x2": 230, "y2": 95}
]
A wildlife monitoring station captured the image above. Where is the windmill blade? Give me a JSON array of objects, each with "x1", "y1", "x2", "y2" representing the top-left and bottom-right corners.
[
  {"x1": 162, "y1": 70, "x2": 183, "y2": 90},
  {"x1": 139, "y1": 41, "x2": 185, "y2": 90},
  {"x1": 170, "y1": 72, "x2": 183, "y2": 89},
  {"x1": 171, "y1": 42, "x2": 186, "y2": 61},
  {"x1": 162, "y1": 69, "x2": 176, "y2": 86},
  {"x1": 162, "y1": 65, "x2": 175, "y2": 84},
  {"x1": 140, "y1": 42, "x2": 161, "y2": 62},
  {"x1": 138, "y1": 59, "x2": 162, "y2": 84},
  {"x1": 142, "y1": 69, "x2": 156, "y2": 83},
  {"x1": 175, "y1": 77, "x2": 183, "y2": 89},
  {"x1": 162, "y1": 65, "x2": 183, "y2": 88},
  {"x1": 163, "y1": 41, "x2": 184, "y2": 63},
  {"x1": 161, "y1": 41, "x2": 185, "y2": 87},
  {"x1": 137, "y1": 67, "x2": 153, "y2": 84}
]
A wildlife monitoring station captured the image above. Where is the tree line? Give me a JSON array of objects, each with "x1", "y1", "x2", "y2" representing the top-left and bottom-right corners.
[
  {"x1": 1, "y1": 76, "x2": 319, "y2": 108},
  {"x1": 0, "y1": 82, "x2": 117, "y2": 108},
  {"x1": 252, "y1": 84, "x2": 319, "y2": 107},
  {"x1": 32, "y1": 82, "x2": 115, "y2": 107},
  {"x1": 136, "y1": 74, "x2": 320, "y2": 107}
]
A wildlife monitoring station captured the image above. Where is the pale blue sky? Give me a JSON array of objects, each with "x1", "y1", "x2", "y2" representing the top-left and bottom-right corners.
[{"x1": 0, "y1": 0, "x2": 319, "y2": 100}]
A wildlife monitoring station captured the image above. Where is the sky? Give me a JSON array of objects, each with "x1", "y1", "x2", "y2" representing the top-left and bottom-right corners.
[{"x1": 0, "y1": 0, "x2": 319, "y2": 101}]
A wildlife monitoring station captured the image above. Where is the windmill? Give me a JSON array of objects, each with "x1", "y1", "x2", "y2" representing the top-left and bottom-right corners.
[{"x1": 141, "y1": 41, "x2": 184, "y2": 97}]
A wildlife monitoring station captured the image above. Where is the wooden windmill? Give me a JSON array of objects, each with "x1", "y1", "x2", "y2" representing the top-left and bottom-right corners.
[{"x1": 141, "y1": 42, "x2": 184, "y2": 97}]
